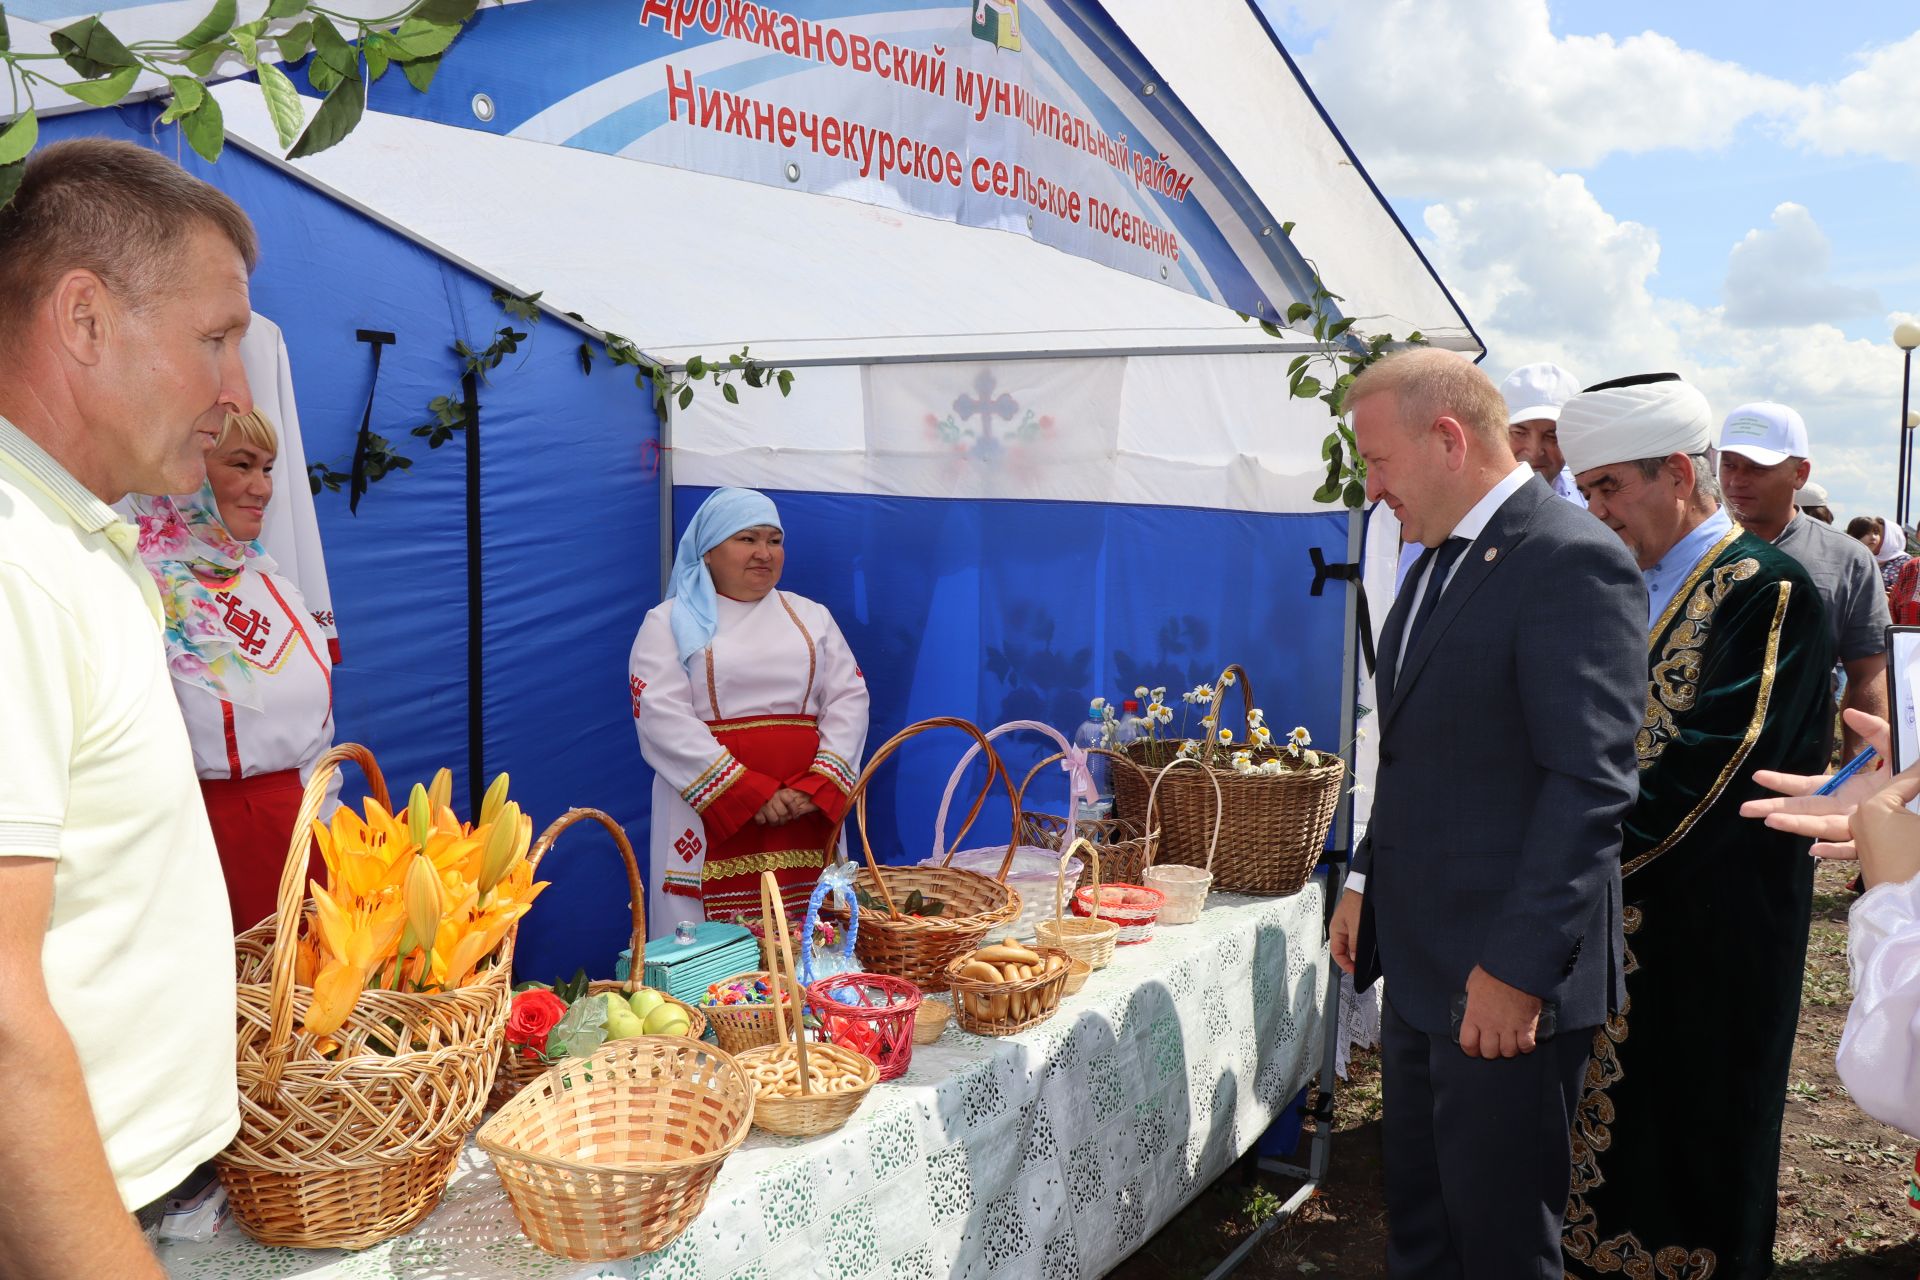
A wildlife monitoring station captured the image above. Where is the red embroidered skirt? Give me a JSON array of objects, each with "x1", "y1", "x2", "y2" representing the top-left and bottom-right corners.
[
  {"x1": 200, "y1": 769, "x2": 320, "y2": 935},
  {"x1": 701, "y1": 715, "x2": 834, "y2": 922}
]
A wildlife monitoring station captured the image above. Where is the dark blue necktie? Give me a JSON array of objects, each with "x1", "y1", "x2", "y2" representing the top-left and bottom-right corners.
[{"x1": 1400, "y1": 536, "x2": 1469, "y2": 672}]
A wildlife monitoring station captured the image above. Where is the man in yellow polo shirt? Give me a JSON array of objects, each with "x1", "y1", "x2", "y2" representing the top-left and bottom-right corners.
[{"x1": 0, "y1": 138, "x2": 257, "y2": 1274}]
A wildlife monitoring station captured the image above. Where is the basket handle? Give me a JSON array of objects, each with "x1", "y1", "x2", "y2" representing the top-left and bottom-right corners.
[
  {"x1": 800, "y1": 863, "x2": 859, "y2": 987},
  {"x1": 1143, "y1": 755, "x2": 1224, "y2": 873},
  {"x1": 261, "y1": 743, "x2": 390, "y2": 1092},
  {"x1": 528, "y1": 809, "x2": 646, "y2": 993},
  {"x1": 1199, "y1": 664, "x2": 1256, "y2": 766},
  {"x1": 1057, "y1": 836, "x2": 1102, "y2": 923},
  {"x1": 827, "y1": 717, "x2": 1020, "y2": 919},
  {"x1": 1015, "y1": 746, "x2": 1150, "y2": 826},
  {"x1": 931, "y1": 720, "x2": 1072, "y2": 863},
  {"x1": 761, "y1": 871, "x2": 812, "y2": 1097}
]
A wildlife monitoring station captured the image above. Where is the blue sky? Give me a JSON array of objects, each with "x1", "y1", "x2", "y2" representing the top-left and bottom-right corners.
[{"x1": 1258, "y1": 0, "x2": 1920, "y2": 518}]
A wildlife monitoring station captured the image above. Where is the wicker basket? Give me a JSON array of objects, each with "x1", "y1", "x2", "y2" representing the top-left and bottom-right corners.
[
  {"x1": 1061, "y1": 956, "x2": 1092, "y2": 996},
  {"x1": 913, "y1": 998, "x2": 952, "y2": 1045},
  {"x1": 736, "y1": 873, "x2": 877, "y2": 1136},
  {"x1": 809, "y1": 972, "x2": 921, "y2": 1082},
  {"x1": 1033, "y1": 838, "x2": 1119, "y2": 970},
  {"x1": 1018, "y1": 745, "x2": 1160, "y2": 891},
  {"x1": 699, "y1": 971, "x2": 793, "y2": 1055},
  {"x1": 825, "y1": 718, "x2": 1022, "y2": 990},
  {"x1": 945, "y1": 943, "x2": 1072, "y2": 1036},
  {"x1": 217, "y1": 744, "x2": 511, "y2": 1249},
  {"x1": 492, "y1": 809, "x2": 707, "y2": 1110},
  {"x1": 1115, "y1": 664, "x2": 1343, "y2": 895},
  {"x1": 478, "y1": 1036, "x2": 754, "y2": 1260},
  {"x1": 1140, "y1": 758, "x2": 1222, "y2": 925},
  {"x1": 1071, "y1": 876, "x2": 1165, "y2": 946}
]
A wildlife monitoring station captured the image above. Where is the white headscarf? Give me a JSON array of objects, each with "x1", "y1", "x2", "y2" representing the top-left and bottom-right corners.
[
  {"x1": 1877, "y1": 514, "x2": 1907, "y2": 564},
  {"x1": 1557, "y1": 376, "x2": 1714, "y2": 476}
]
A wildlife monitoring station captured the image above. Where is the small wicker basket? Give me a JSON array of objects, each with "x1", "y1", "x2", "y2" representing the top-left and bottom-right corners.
[
  {"x1": 945, "y1": 942, "x2": 1072, "y2": 1036},
  {"x1": 698, "y1": 971, "x2": 792, "y2": 1055},
  {"x1": 1018, "y1": 747, "x2": 1160, "y2": 891},
  {"x1": 809, "y1": 972, "x2": 921, "y2": 1082},
  {"x1": 1061, "y1": 956, "x2": 1092, "y2": 996},
  {"x1": 736, "y1": 873, "x2": 877, "y2": 1137},
  {"x1": 478, "y1": 1036, "x2": 754, "y2": 1260},
  {"x1": 492, "y1": 809, "x2": 706, "y2": 1110},
  {"x1": 1033, "y1": 838, "x2": 1119, "y2": 970},
  {"x1": 912, "y1": 998, "x2": 952, "y2": 1045},
  {"x1": 1140, "y1": 758, "x2": 1223, "y2": 925}
]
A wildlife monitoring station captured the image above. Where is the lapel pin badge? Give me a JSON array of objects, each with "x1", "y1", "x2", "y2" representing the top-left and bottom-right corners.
[{"x1": 1483, "y1": 547, "x2": 1498, "y2": 562}]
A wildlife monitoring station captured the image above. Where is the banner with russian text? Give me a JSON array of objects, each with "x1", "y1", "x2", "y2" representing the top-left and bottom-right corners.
[{"x1": 351, "y1": 0, "x2": 1318, "y2": 320}]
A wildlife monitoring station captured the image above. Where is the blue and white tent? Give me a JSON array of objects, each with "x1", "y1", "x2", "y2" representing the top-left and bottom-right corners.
[{"x1": 9, "y1": 0, "x2": 1477, "y2": 980}]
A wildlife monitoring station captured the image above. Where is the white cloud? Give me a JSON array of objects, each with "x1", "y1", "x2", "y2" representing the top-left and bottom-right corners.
[
  {"x1": 1794, "y1": 31, "x2": 1920, "y2": 168},
  {"x1": 1274, "y1": 0, "x2": 1803, "y2": 193},
  {"x1": 1256, "y1": 0, "x2": 1915, "y2": 516},
  {"x1": 1721, "y1": 202, "x2": 1881, "y2": 328}
]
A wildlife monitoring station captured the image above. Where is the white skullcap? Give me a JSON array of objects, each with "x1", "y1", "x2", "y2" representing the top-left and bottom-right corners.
[{"x1": 1557, "y1": 376, "x2": 1715, "y2": 476}]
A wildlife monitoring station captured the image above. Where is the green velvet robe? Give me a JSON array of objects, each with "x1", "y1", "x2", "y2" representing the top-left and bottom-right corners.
[{"x1": 1564, "y1": 527, "x2": 1835, "y2": 1280}]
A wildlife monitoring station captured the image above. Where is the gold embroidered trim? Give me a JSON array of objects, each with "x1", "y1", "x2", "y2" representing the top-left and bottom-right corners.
[
  {"x1": 1638, "y1": 556, "x2": 1762, "y2": 769},
  {"x1": 778, "y1": 591, "x2": 818, "y2": 710},
  {"x1": 705, "y1": 645, "x2": 721, "y2": 719},
  {"x1": 1564, "y1": 910, "x2": 1720, "y2": 1278},
  {"x1": 708, "y1": 717, "x2": 819, "y2": 733},
  {"x1": 1626, "y1": 579, "x2": 1789, "y2": 876},
  {"x1": 1648, "y1": 528, "x2": 1743, "y2": 654},
  {"x1": 700, "y1": 847, "x2": 828, "y2": 882}
]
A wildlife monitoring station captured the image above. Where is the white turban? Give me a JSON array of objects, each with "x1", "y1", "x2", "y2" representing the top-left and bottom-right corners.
[{"x1": 1557, "y1": 378, "x2": 1715, "y2": 476}]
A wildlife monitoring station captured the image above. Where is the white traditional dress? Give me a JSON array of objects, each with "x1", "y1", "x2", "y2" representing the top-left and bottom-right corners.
[{"x1": 630, "y1": 589, "x2": 868, "y2": 928}]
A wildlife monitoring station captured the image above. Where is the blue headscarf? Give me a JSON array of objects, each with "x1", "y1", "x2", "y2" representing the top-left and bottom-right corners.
[{"x1": 669, "y1": 487, "x2": 783, "y2": 663}]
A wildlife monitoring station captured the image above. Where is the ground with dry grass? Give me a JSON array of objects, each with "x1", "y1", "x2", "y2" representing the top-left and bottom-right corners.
[{"x1": 1113, "y1": 859, "x2": 1917, "y2": 1278}]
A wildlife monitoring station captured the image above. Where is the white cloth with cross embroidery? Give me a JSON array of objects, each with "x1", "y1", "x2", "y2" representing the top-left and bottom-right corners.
[
  {"x1": 172, "y1": 565, "x2": 336, "y2": 786},
  {"x1": 630, "y1": 589, "x2": 868, "y2": 930}
]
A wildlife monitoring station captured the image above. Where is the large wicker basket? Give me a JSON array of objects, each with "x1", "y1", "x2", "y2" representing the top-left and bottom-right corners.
[
  {"x1": 1018, "y1": 746, "x2": 1161, "y2": 891},
  {"x1": 1115, "y1": 665, "x2": 1343, "y2": 895},
  {"x1": 217, "y1": 744, "x2": 511, "y2": 1249},
  {"x1": 491, "y1": 809, "x2": 706, "y2": 1110},
  {"x1": 825, "y1": 718, "x2": 1022, "y2": 990},
  {"x1": 478, "y1": 1036, "x2": 754, "y2": 1260}
]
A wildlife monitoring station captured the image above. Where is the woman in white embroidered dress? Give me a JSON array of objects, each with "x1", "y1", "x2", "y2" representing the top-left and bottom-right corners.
[
  {"x1": 130, "y1": 409, "x2": 335, "y2": 934},
  {"x1": 630, "y1": 487, "x2": 868, "y2": 927}
]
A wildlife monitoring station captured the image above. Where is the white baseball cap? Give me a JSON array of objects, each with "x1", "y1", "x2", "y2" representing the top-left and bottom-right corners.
[
  {"x1": 1499, "y1": 362, "x2": 1582, "y2": 424},
  {"x1": 1797, "y1": 480, "x2": 1829, "y2": 506},
  {"x1": 1719, "y1": 402, "x2": 1809, "y2": 466}
]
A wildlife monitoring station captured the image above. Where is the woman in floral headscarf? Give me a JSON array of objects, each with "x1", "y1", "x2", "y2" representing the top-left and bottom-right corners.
[{"x1": 130, "y1": 409, "x2": 335, "y2": 933}]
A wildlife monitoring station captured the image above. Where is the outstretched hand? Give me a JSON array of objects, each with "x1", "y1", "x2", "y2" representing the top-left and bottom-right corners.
[
  {"x1": 1740, "y1": 709, "x2": 1893, "y2": 858},
  {"x1": 1852, "y1": 764, "x2": 1920, "y2": 891}
]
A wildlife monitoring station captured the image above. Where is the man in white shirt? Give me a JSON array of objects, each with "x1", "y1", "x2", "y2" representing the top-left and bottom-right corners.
[{"x1": 0, "y1": 138, "x2": 257, "y2": 1275}]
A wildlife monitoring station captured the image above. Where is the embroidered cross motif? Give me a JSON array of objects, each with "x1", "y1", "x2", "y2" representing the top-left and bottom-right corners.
[
  {"x1": 219, "y1": 593, "x2": 273, "y2": 657},
  {"x1": 675, "y1": 829, "x2": 702, "y2": 862},
  {"x1": 629, "y1": 675, "x2": 648, "y2": 718}
]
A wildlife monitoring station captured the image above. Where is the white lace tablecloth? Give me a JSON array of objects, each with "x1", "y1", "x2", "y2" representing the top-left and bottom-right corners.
[{"x1": 163, "y1": 884, "x2": 1327, "y2": 1280}]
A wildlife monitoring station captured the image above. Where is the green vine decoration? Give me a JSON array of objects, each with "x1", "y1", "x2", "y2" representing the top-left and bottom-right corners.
[
  {"x1": 1241, "y1": 239, "x2": 1426, "y2": 509},
  {"x1": 0, "y1": 0, "x2": 493, "y2": 206},
  {"x1": 308, "y1": 289, "x2": 796, "y2": 498}
]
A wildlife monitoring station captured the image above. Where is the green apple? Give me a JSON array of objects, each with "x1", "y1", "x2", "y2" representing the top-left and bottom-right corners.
[
  {"x1": 642, "y1": 1003, "x2": 692, "y2": 1037},
  {"x1": 604, "y1": 992, "x2": 647, "y2": 1040},
  {"x1": 628, "y1": 988, "x2": 666, "y2": 1020}
]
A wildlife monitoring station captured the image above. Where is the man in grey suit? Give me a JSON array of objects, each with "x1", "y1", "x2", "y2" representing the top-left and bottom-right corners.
[{"x1": 1329, "y1": 350, "x2": 1647, "y2": 1277}]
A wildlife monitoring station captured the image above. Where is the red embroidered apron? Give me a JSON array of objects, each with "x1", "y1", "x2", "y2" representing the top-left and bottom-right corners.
[
  {"x1": 698, "y1": 713, "x2": 834, "y2": 921},
  {"x1": 200, "y1": 769, "x2": 320, "y2": 935}
]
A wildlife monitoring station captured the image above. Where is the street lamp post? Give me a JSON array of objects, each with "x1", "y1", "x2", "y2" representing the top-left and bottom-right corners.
[{"x1": 1898, "y1": 322, "x2": 1920, "y2": 527}]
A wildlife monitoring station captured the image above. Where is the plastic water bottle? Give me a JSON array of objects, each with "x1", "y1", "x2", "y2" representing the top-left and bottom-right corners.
[
  {"x1": 1073, "y1": 701, "x2": 1114, "y2": 821},
  {"x1": 1116, "y1": 700, "x2": 1143, "y2": 748}
]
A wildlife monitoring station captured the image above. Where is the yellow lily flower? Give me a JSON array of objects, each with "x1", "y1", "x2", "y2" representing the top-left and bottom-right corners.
[{"x1": 303, "y1": 884, "x2": 408, "y2": 1037}]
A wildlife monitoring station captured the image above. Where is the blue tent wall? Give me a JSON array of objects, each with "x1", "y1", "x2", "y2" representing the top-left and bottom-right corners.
[
  {"x1": 39, "y1": 106, "x2": 663, "y2": 981},
  {"x1": 675, "y1": 486, "x2": 1352, "y2": 866}
]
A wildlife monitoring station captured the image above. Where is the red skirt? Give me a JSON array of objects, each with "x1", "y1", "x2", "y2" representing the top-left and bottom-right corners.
[
  {"x1": 700, "y1": 715, "x2": 836, "y2": 922},
  {"x1": 200, "y1": 770, "x2": 319, "y2": 935}
]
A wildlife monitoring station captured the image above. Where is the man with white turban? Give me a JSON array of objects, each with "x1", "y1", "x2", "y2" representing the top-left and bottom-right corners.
[{"x1": 1556, "y1": 374, "x2": 1834, "y2": 1280}]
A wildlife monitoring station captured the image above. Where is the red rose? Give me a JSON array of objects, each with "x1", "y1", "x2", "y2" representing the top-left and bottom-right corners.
[{"x1": 506, "y1": 989, "x2": 571, "y2": 1059}]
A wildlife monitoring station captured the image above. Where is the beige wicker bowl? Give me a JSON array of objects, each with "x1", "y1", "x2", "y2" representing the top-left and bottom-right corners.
[{"x1": 1033, "y1": 839, "x2": 1119, "y2": 970}]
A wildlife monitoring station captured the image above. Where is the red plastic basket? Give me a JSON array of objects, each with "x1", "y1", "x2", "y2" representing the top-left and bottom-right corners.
[
  {"x1": 1071, "y1": 882, "x2": 1165, "y2": 945},
  {"x1": 806, "y1": 973, "x2": 922, "y2": 1082}
]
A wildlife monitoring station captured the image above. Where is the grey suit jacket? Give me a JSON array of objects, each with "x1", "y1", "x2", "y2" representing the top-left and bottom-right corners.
[{"x1": 1351, "y1": 476, "x2": 1645, "y2": 1035}]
